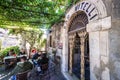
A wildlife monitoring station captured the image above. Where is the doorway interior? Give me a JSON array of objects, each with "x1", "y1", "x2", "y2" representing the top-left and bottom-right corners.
[{"x1": 68, "y1": 11, "x2": 90, "y2": 80}]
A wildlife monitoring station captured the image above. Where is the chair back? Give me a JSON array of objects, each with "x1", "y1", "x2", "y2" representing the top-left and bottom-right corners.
[
  {"x1": 41, "y1": 63, "x2": 48, "y2": 71},
  {"x1": 16, "y1": 70, "x2": 30, "y2": 80}
]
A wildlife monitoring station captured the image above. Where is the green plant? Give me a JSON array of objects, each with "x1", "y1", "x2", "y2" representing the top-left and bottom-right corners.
[
  {"x1": 0, "y1": 40, "x2": 1, "y2": 50},
  {"x1": 0, "y1": 0, "x2": 68, "y2": 29},
  {"x1": 52, "y1": 48, "x2": 57, "y2": 54},
  {"x1": 0, "y1": 46, "x2": 20, "y2": 61}
]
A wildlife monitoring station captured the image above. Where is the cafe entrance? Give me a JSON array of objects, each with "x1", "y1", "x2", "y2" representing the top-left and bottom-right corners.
[{"x1": 68, "y1": 11, "x2": 90, "y2": 80}]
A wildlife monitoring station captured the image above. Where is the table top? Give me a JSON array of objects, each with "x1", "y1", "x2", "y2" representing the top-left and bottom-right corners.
[
  {"x1": 4, "y1": 56, "x2": 16, "y2": 60},
  {"x1": 17, "y1": 55, "x2": 27, "y2": 58},
  {"x1": 4, "y1": 55, "x2": 27, "y2": 60}
]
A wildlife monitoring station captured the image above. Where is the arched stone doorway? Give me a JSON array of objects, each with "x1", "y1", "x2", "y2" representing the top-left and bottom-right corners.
[
  {"x1": 68, "y1": 11, "x2": 90, "y2": 80},
  {"x1": 62, "y1": 0, "x2": 111, "y2": 80}
]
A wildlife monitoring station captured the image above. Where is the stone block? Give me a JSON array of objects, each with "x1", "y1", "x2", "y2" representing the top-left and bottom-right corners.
[
  {"x1": 101, "y1": 67, "x2": 110, "y2": 80},
  {"x1": 100, "y1": 31, "x2": 109, "y2": 56},
  {"x1": 101, "y1": 56, "x2": 109, "y2": 65},
  {"x1": 89, "y1": 32, "x2": 100, "y2": 58},
  {"x1": 114, "y1": 61, "x2": 120, "y2": 77},
  {"x1": 90, "y1": 57, "x2": 100, "y2": 80},
  {"x1": 89, "y1": 31, "x2": 101, "y2": 80},
  {"x1": 112, "y1": 0, "x2": 120, "y2": 19},
  {"x1": 87, "y1": 17, "x2": 111, "y2": 32},
  {"x1": 102, "y1": 0, "x2": 112, "y2": 16}
]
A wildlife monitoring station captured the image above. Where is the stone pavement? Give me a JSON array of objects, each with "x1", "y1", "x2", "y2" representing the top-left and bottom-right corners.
[
  {"x1": 28, "y1": 59, "x2": 66, "y2": 80},
  {"x1": 49, "y1": 72, "x2": 66, "y2": 80}
]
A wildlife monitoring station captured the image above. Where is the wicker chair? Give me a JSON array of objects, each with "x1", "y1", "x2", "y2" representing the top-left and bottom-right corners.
[{"x1": 16, "y1": 70, "x2": 30, "y2": 80}]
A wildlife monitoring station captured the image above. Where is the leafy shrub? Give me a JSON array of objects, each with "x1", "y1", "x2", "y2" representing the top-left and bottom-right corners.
[
  {"x1": 0, "y1": 40, "x2": 1, "y2": 50},
  {"x1": 0, "y1": 46, "x2": 20, "y2": 61},
  {"x1": 52, "y1": 48, "x2": 56, "y2": 54}
]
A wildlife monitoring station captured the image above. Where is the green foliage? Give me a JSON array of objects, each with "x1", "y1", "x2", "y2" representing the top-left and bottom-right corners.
[
  {"x1": 52, "y1": 48, "x2": 57, "y2": 54},
  {"x1": 0, "y1": 46, "x2": 20, "y2": 58},
  {"x1": 37, "y1": 38, "x2": 47, "y2": 49},
  {"x1": 0, "y1": 0, "x2": 69, "y2": 29},
  {"x1": 8, "y1": 24, "x2": 44, "y2": 54},
  {"x1": 25, "y1": 30, "x2": 43, "y2": 47},
  {"x1": 0, "y1": 40, "x2": 1, "y2": 50},
  {"x1": 0, "y1": 0, "x2": 80, "y2": 29},
  {"x1": 41, "y1": 39, "x2": 47, "y2": 47}
]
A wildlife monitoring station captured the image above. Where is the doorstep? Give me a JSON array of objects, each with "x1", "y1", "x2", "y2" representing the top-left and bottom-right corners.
[{"x1": 62, "y1": 72, "x2": 80, "y2": 80}]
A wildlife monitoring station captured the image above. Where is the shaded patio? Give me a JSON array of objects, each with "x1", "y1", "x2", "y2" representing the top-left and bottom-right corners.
[{"x1": 0, "y1": 59, "x2": 66, "y2": 80}]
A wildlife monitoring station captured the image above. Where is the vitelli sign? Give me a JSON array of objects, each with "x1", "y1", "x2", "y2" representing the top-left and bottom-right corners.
[{"x1": 75, "y1": 1, "x2": 98, "y2": 21}]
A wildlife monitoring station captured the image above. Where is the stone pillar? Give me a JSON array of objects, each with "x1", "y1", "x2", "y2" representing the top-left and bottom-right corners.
[
  {"x1": 69, "y1": 33, "x2": 76, "y2": 74},
  {"x1": 87, "y1": 17, "x2": 111, "y2": 80},
  {"x1": 79, "y1": 31, "x2": 87, "y2": 80},
  {"x1": 69, "y1": 40, "x2": 73, "y2": 74},
  {"x1": 62, "y1": 28, "x2": 68, "y2": 72}
]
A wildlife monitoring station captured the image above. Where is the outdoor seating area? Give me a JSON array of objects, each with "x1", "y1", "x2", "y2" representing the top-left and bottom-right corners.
[
  {"x1": 4, "y1": 55, "x2": 27, "y2": 70},
  {"x1": 28, "y1": 59, "x2": 56, "y2": 80},
  {"x1": 0, "y1": 49, "x2": 66, "y2": 80}
]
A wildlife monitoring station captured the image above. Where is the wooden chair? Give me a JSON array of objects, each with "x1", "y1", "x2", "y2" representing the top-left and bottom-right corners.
[
  {"x1": 16, "y1": 70, "x2": 30, "y2": 80},
  {"x1": 0, "y1": 61, "x2": 4, "y2": 65},
  {"x1": 41, "y1": 63, "x2": 48, "y2": 71},
  {"x1": 40, "y1": 63, "x2": 50, "y2": 80}
]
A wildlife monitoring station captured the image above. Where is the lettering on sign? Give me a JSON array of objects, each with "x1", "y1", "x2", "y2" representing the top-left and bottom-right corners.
[{"x1": 75, "y1": 1, "x2": 98, "y2": 20}]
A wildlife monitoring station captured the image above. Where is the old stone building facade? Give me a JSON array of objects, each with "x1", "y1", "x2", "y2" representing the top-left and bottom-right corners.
[
  {"x1": 47, "y1": 0, "x2": 120, "y2": 80},
  {"x1": 47, "y1": 22, "x2": 64, "y2": 61}
]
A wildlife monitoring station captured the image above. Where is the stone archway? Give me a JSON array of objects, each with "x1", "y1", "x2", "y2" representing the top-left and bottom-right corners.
[
  {"x1": 62, "y1": 0, "x2": 111, "y2": 80},
  {"x1": 68, "y1": 11, "x2": 89, "y2": 80}
]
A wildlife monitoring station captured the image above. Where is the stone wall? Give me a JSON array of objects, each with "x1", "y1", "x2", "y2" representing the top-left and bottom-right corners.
[
  {"x1": 102, "y1": 0, "x2": 112, "y2": 16},
  {"x1": 87, "y1": 16, "x2": 111, "y2": 80},
  {"x1": 109, "y1": 0, "x2": 120, "y2": 80},
  {"x1": 88, "y1": 0, "x2": 120, "y2": 80},
  {"x1": 109, "y1": 20, "x2": 120, "y2": 80},
  {"x1": 62, "y1": 0, "x2": 109, "y2": 80},
  {"x1": 61, "y1": 0, "x2": 120, "y2": 80},
  {"x1": 47, "y1": 22, "x2": 64, "y2": 63},
  {"x1": 51, "y1": 22, "x2": 63, "y2": 48},
  {"x1": 112, "y1": 0, "x2": 120, "y2": 19}
]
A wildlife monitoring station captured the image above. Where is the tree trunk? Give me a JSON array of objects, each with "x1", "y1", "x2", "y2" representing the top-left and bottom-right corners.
[
  {"x1": 20, "y1": 32, "x2": 27, "y2": 53},
  {"x1": 21, "y1": 38, "x2": 26, "y2": 49},
  {"x1": 29, "y1": 44, "x2": 34, "y2": 58}
]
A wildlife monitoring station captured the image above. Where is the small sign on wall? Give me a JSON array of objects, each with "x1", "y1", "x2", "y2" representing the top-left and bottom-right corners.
[{"x1": 58, "y1": 42, "x2": 63, "y2": 49}]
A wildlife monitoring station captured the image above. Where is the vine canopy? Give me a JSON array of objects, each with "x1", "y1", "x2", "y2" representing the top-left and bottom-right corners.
[{"x1": 0, "y1": 0, "x2": 79, "y2": 29}]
